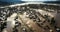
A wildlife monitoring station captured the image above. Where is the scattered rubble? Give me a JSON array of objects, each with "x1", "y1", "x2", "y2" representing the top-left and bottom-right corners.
[{"x1": 0, "y1": 4, "x2": 60, "y2": 32}]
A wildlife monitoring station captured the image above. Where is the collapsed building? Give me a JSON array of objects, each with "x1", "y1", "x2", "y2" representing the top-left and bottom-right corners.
[{"x1": 0, "y1": 3, "x2": 60, "y2": 32}]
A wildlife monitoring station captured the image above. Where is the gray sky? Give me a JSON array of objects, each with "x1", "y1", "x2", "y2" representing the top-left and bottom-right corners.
[
  {"x1": 0, "y1": 0, "x2": 58, "y2": 3},
  {"x1": 21, "y1": 0, "x2": 57, "y2": 1}
]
